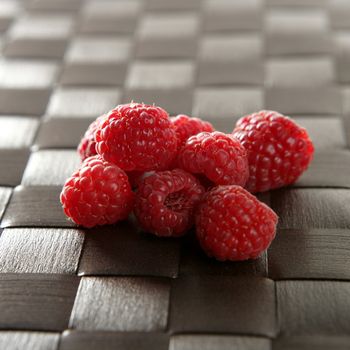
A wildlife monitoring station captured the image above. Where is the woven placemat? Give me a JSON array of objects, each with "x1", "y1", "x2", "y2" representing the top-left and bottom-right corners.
[{"x1": 0, "y1": 0, "x2": 350, "y2": 349}]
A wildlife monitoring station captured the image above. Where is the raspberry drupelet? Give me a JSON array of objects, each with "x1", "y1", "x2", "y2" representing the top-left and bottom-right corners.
[
  {"x1": 171, "y1": 114, "x2": 214, "y2": 150},
  {"x1": 196, "y1": 185, "x2": 278, "y2": 261},
  {"x1": 233, "y1": 110, "x2": 314, "y2": 193},
  {"x1": 134, "y1": 168, "x2": 205, "y2": 237},
  {"x1": 60, "y1": 156, "x2": 134, "y2": 228},
  {"x1": 178, "y1": 131, "x2": 249, "y2": 186},
  {"x1": 78, "y1": 114, "x2": 106, "y2": 161},
  {"x1": 95, "y1": 103, "x2": 178, "y2": 172}
]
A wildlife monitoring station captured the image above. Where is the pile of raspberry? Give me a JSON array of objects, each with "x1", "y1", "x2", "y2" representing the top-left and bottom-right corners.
[{"x1": 61, "y1": 103, "x2": 314, "y2": 261}]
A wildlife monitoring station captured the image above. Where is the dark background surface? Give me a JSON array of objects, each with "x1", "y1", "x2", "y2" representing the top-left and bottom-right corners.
[{"x1": 0, "y1": 0, "x2": 350, "y2": 349}]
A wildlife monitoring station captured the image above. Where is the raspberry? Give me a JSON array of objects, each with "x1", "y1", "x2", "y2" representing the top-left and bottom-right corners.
[
  {"x1": 95, "y1": 103, "x2": 178, "y2": 172},
  {"x1": 232, "y1": 110, "x2": 314, "y2": 193},
  {"x1": 178, "y1": 131, "x2": 249, "y2": 186},
  {"x1": 196, "y1": 185, "x2": 278, "y2": 261},
  {"x1": 77, "y1": 114, "x2": 106, "y2": 161},
  {"x1": 60, "y1": 156, "x2": 134, "y2": 228},
  {"x1": 171, "y1": 114, "x2": 214, "y2": 150},
  {"x1": 134, "y1": 169, "x2": 205, "y2": 237}
]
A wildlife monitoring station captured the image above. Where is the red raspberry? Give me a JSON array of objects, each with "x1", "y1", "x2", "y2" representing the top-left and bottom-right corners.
[
  {"x1": 77, "y1": 114, "x2": 106, "y2": 161},
  {"x1": 60, "y1": 156, "x2": 134, "y2": 228},
  {"x1": 134, "y1": 169, "x2": 205, "y2": 237},
  {"x1": 233, "y1": 110, "x2": 314, "y2": 193},
  {"x1": 178, "y1": 131, "x2": 249, "y2": 186},
  {"x1": 171, "y1": 114, "x2": 214, "y2": 150},
  {"x1": 95, "y1": 103, "x2": 178, "y2": 172},
  {"x1": 196, "y1": 185, "x2": 278, "y2": 261}
]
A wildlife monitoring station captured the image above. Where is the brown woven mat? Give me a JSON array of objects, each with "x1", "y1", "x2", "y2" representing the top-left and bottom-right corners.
[{"x1": 0, "y1": 0, "x2": 350, "y2": 349}]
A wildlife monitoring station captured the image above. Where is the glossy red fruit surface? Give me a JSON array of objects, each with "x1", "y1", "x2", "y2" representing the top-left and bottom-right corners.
[
  {"x1": 134, "y1": 168, "x2": 205, "y2": 237},
  {"x1": 178, "y1": 131, "x2": 249, "y2": 186},
  {"x1": 233, "y1": 110, "x2": 314, "y2": 193},
  {"x1": 96, "y1": 103, "x2": 178, "y2": 172},
  {"x1": 60, "y1": 156, "x2": 134, "y2": 228},
  {"x1": 196, "y1": 185, "x2": 278, "y2": 261}
]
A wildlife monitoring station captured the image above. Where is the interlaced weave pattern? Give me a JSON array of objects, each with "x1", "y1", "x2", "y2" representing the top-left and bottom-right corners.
[{"x1": 0, "y1": 0, "x2": 350, "y2": 349}]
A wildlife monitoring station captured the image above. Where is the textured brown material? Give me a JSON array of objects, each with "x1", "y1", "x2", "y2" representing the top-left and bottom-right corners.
[
  {"x1": 0, "y1": 60, "x2": 57, "y2": 115},
  {"x1": 198, "y1": 35, "x2": 264, "y2": 85},
  {"x1": 60, "y1": 331, "x2": 169, "y2": 350},
  {"x1": 0, "y1": 150, "x2": 30, "y2": 186},
  {"x1": 124, "y1": 61, "x2": 194, "y2": 115},
  {"x1": 136, "y1": 14, "x2": 199, "y2": 58},
  {"x1": 277, "y1": 281, "x2": 350, "y2": 335},
  {"x1": 78, "y1": 0, "x2": 141, "y2": 34},
  {"x1": 34, "y1": 118, "x2": 94, "y2": 150},
  {"x1": 273, "y1": 336, "x2": 350, "y2": 350},
  {"x1": 61, "y1": 38, "x2": 131, "y2": 86},
  {"x1": 21, "y1": 150, "x2": 80, "y2": 186},
  {"x1": 272, "y1": 189, "x2": 350, "y2": 229},
  {"x1": 69, "y1": 277, "x2": 170, "y2": 331},
  {"x1": 78, "y1": 224, "x2": 180, "y2": 278},
  {"x1": 170, "y1": 335, "x2": 271, "y2": 350},
  {"x1": 0, "y1": 274, "x2": 79, "y2": 331},
  {"x1": 0, "y1": 117, "x2": 39, "y2": 149},
  {"x1": 295, "y1": 151, "x2": 350, "y2": 188},
  {"x1": 1, "y1": 186, "x2": 75, "y2": 228},
  {"x1": 0, "y1": 0, "x2": 349, "y2": 348},
  {"x1": 0, "y1": 187, "x2": 11, "y2": 221},
  {"x1": 0, "y1": 332, "x2": 60, "y2": 350},
  {"x1": 4, "y1": 15, "x2": 73, "y2": 59},
  {"x1": 0, "y1": 228, "x2": 84, "y2": 274},
  {"x1": 169, "y1": 276, "x2": 276, "y2": 336},
  {"x1": 179, "y1": 233, "x2": 267, "y2": 276},
  {"x1": 46, "y1": 88, "x2": 121, "y2": 119},
  {"x1": 268, "y1": 229, "x2": 350, "y2": 280}
]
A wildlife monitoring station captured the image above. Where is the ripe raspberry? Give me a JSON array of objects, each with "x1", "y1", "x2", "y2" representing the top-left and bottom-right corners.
[
  {"x1": 171, "y1": 114, "x2": 214, "y2": 150},
  {"x1": 196, "y1": 185, "x2": 278, "y2": 261},
  {"x1": 60, "y1": 156, "x2": 134, "y2": 228},
  {"x1": 233, "y1": 110, "x2": 314, "y2": 193},
  {"x1": 134, "y1": 169, "x2": 205, "y2": 237},
  {"x1": 77, "y1": 114, "x2": 106, "y2": 161},
  {"x1": 95, "y1": 103, "x2": 178, "y2": 172},
  {"x1": 178, "y1": 131, "x2": 249, "y2": 186}
]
